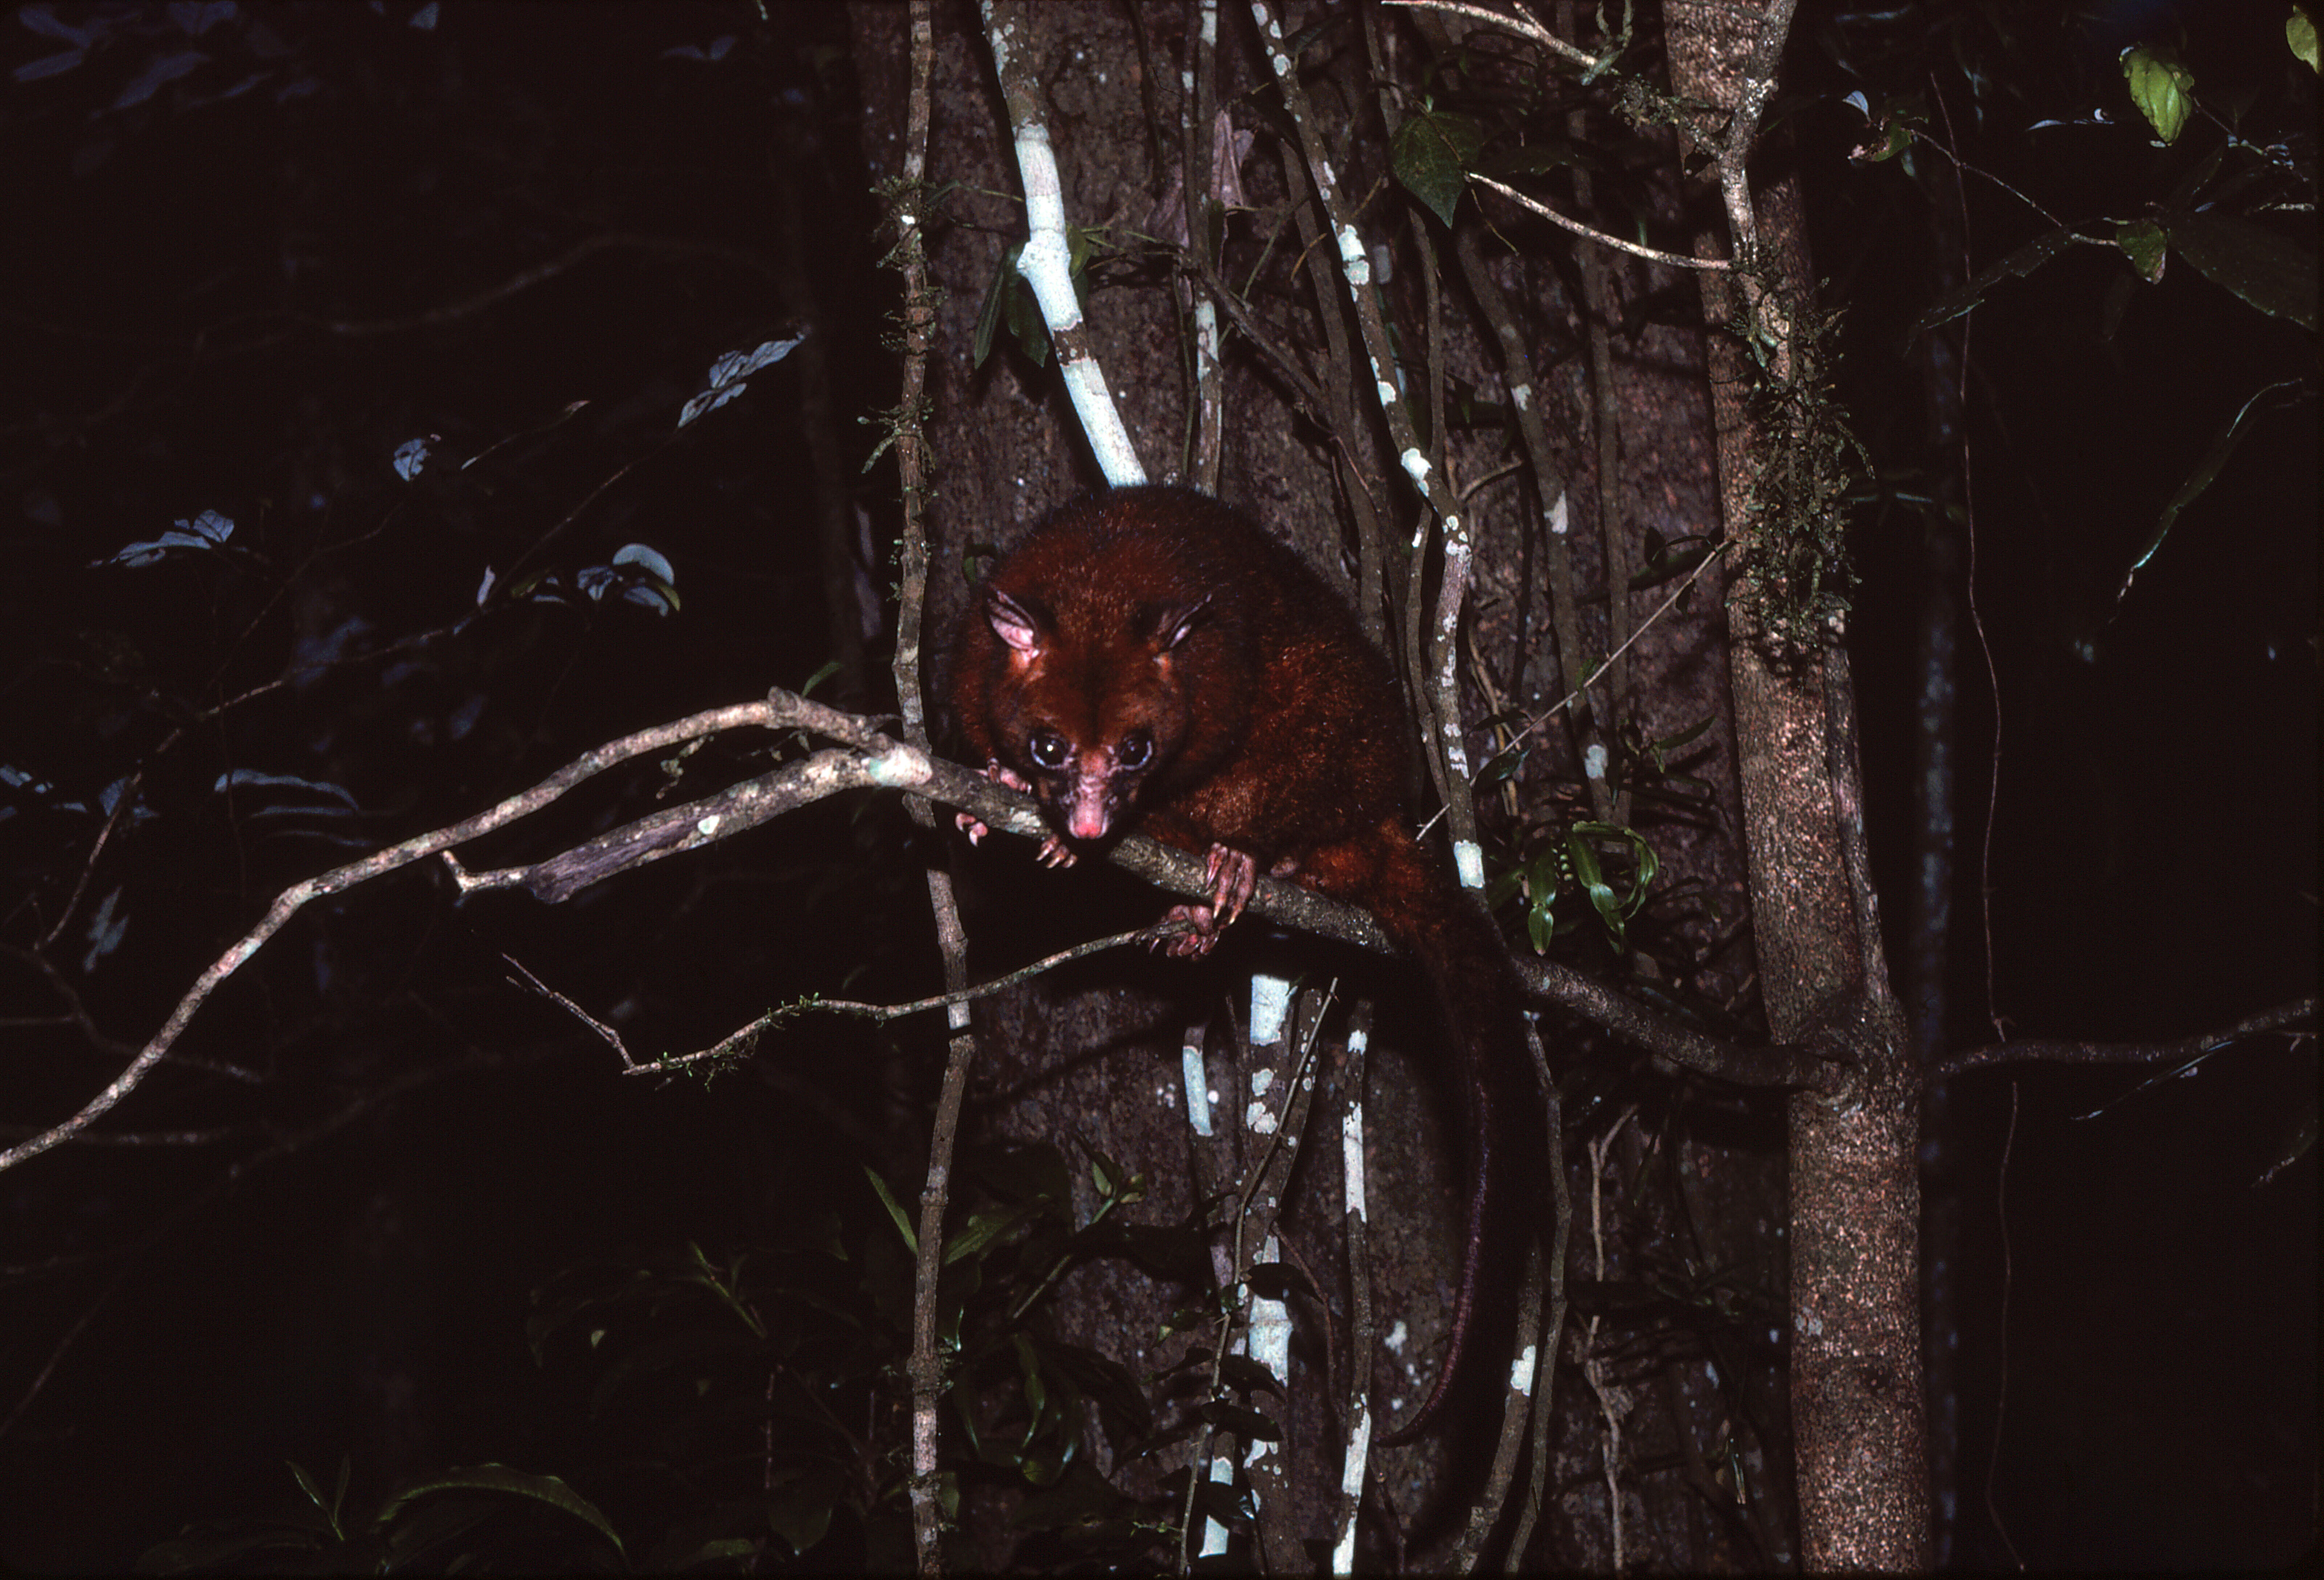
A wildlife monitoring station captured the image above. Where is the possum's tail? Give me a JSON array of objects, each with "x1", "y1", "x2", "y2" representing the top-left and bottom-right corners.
[{"x1": 1366, "y1": 835, "x2": 1538, "y2": 1446}]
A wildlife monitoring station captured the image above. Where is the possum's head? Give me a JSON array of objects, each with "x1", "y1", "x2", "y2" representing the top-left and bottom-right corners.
[{"x1": 980, "y1": 585, "x2": 1210, "y2": 842}]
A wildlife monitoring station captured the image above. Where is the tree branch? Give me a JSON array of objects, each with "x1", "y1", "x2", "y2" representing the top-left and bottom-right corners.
[
  {"x1": 6, "y1": 677, "x2": 1842, "y2": 1183},
  {"x1": 1927, "y1": 996, "x2": 2314, "y2": 1083}
]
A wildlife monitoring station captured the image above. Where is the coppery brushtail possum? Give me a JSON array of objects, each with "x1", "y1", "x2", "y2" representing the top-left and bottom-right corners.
[{"x1": 949, "y1": 483, "x2": 1532, "y2": 1443}]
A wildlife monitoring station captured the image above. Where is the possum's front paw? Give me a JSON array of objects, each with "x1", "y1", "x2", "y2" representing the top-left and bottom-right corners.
[
  {"x1": 957, "y1": 762, "x2": 1077, "y2": 868},
  {"x1": 1155, "y1": 843, "x2": 1258, "y2": 957}
]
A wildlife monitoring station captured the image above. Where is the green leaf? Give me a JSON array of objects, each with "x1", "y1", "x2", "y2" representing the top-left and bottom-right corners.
[
  {"x1": 1282, "y1": 14, "x2": 1348, "y2": 64},
  {"x1": 1019, "y1": 1443, "x2": 1069, "y2": 1488},
  {"x1": 1841, "y1": 89, "x2": 1925, "y2": 164},
  {"x1": 2121, "y1": 44, "x2": 2195, "y2": 144},
  {"x1": 1010, "y1": 1459, "x2": 1141, "y2": 1535},
  {"x1": 972, "y1": 244, "x2": 1054, "y2": 370},
  {"x1": 949, "y1": 1387, "x2": 991, "y2": 1463},
  {"x1": 2166, "y1": 212, "x2": 2319, "y2": 331},
  {"x1": 1242, "y1": 1260, "x2": 1315, "y2": 1302},
  {"x1": 1392, "y1": 110, "x2": 1486, "y2": 227},
  {"x1": 1563, "y1": 822, "x2": 1659, "y2": 949},
  {"x1": 1103, "y1": 1221, "x2": 1215, "y2": 1283},
  {"x1": 1524, "y1": 846, "x2": 1564, "y2": 953},
  {"x1": 1573, "y1": 822, "x2": 1660, "y2": 903},
  {"x1": 2116, "y1": 219, "x2": 2168, "y2": 285},
  {"x1": 2290, "y1": 6, "x2": 2320, "y2": 73},
  {"x1": 2114, "y1": 380, "x2": 2310, "y2": 604},
  {"x1": 1004, "y1": 267, "x2": 1052, "y2": 367},
  {"x1": 375, "y1": 1465, "x2": 624, "y2": 1557},
  {"x1": 1565, "y1": 831, "x2": 1623, "y2": 947},
  {"x1": 1218, "y1": 1353, "x2": 1285, "y2": 1396},
  {"x1": 1908, "y1": 226, "x2": 2080, "y2": 339},
  {"x1": 1630, "y1": 533, "x2": 1716, "y2": 589},
  {"x1": 971, "y1": 1139, "x2": 1074, "y2": 1207},
  {"x1": 1197, "y1": 1398, "x2": 1281, "y2": 1441},
  {"x1": 287, "y1": 1459, "x2": 329, "y2": 1520},
  {"x1": 1014, "y1": 1330, "x2": 1052, "y2": 1438},
  {"x1": 285, "y1": 1458, "x2": 352, "y2": 1542},
  {"x1": 136, "y1": 1525, "x2": 324, "y2": 1574},
  {"x1": 678, "y1": 1241, "x2": 768, "y2": 1337},
  {"x1": 379, "y1": 1495, "x2": 497, "y2": 1567},
  {"x1": 1189, "y1": 1474, "x2": 1257, "y2": 1534},
  {"x1": 1040, "y1": 1340, "x2": 1157, "y2": 1437},
  {"x1": 864, "y1": 1166, "x2": 917, "y2": 1254},
  {"x1": 765, "y1": 1479, "x2": 836, "y2": 1556},
  {"x1": 1472, "y1": 741, "x2": 1526, "y2": 792},
  {"x1": 972, "y1": 244, "x2": 1017, "y2": 370},
  {"x1": 1646, "y1": 713, "x2": 1716, "y2": 761},
  {"x1": 1087, "y1": 1143, "x2": 1130, "y2": 1201},
  {"x1": 945, "y1": 1199, "x2": 1043, "y2": 1266}
]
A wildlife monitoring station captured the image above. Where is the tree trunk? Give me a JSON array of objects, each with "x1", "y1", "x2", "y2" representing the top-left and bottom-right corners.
[
  {"x1": 848, "y1": 0, "x2": 1419, "y2": 1558},
  {"x1": 848, "y1": 0, "x2": 1824, "y2": 1566},
  {"x1": 1667, "y1": 1, "x2": 1932, "y2": 1566}
]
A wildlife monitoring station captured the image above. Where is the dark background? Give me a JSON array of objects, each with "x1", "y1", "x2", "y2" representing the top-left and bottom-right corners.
[{"x1": 0, "y1": 0, "x2": 2311, "y2": 1569}]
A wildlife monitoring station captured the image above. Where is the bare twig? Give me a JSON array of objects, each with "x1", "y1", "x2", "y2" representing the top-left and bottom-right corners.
[
  {"x1": 1475, "y1": 175, "x2": 1732, "y2": 272},
  {"x1": 3, "y1": 646, "x2": 1836, "y2": 1186},
  {"x1": 1382, "y1": 0, "x2": 1600, "y2": 67},
  {"x1": 1529, "y1": 540, "x2": 1728, "y2": 731},
  {"x1": 1581, "y1": 1117, "x2": 1635, "y2": 1569},
  {"x1": 1927, "y1": 996, "x2": 2314, "y2": 1084},
  {"x1": 309, "y1": 233, "x2": 772, "y2": 338},
  {"x1": 1452, "y1": 1241, "x2": 1544, "y2": 1565},
  {"x1": 1507, "y1": 1023, "x2": 1571, "y2": 1559},
  {"x1": 1251, "y1": 0, "x2": 1494, "y2": 900},
  {"x1": 873, "y1": 9, "x2": 966, "y2": 1568},
  {"x1": 1452, "y1": 222, "x2": 1612, "y2": 820},
  {"x1": 0, "y1": 1266, "x2": 129, "y2": 1443},
  {"x1": 635, "y1": 923, "x2": 1195, "y2": 1075},
  {"x1": 503, "y1": 955, "x2": 635, "y2": 1069},
  {"x1": 0, "y1": 699, "x2": 797, "y2": 1174}
]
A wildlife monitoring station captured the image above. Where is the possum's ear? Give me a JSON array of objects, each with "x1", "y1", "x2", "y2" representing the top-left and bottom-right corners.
[
  {"x1": 986, "y1": 589, "x2": 1046, "y2": 654},
  {"x1": 1147, "y1": 593, "x2": 1214, "y2": 652}
]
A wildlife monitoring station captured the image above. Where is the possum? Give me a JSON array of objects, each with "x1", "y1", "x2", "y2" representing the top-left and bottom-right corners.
[{"x1": 949, "y1": 483, "x2": 1533, "y2": 1442}]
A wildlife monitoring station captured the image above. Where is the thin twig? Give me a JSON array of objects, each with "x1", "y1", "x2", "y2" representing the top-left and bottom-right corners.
[
  {"x1": 634, "y1": 924, "x2": 1196, "y2": 1074},
  {"x1": 1475, "y1": 175, "x2": 1731, "y2": 271},
  {"x1": 1927, "y1": 995, "x2": 2313, "y2": 1083}
]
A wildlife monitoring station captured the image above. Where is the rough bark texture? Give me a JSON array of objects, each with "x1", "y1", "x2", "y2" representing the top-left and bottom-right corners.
[
  {"x1": 1667, "y1": 0, "x2": 1933, "y2": 1566},
  {"x1": 849, "y1": 0, "x2": 1413, "y2": 1556}
]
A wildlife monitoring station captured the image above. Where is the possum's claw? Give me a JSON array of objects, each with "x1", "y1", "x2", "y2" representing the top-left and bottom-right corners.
[
  {"x1": 958, "y1": 761, "x2": 1074, "y2": 868},
  {"x1": 1155, "y1": 843, "x2": 1258, "y2": 957}
]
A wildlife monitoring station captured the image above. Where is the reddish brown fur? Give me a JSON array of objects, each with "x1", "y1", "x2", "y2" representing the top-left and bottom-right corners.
[{"x1": 950, "y1": 484, "x2": 1532, "y2": 1442}]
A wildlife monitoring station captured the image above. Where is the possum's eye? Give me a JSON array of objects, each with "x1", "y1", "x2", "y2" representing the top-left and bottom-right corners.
[
  {"x1": 1027, "y1": 729, "x2": 1070, "y2": 770},
  {"x1": 1118, "y1": 732, "x2": 1153, "y2": 770}
]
